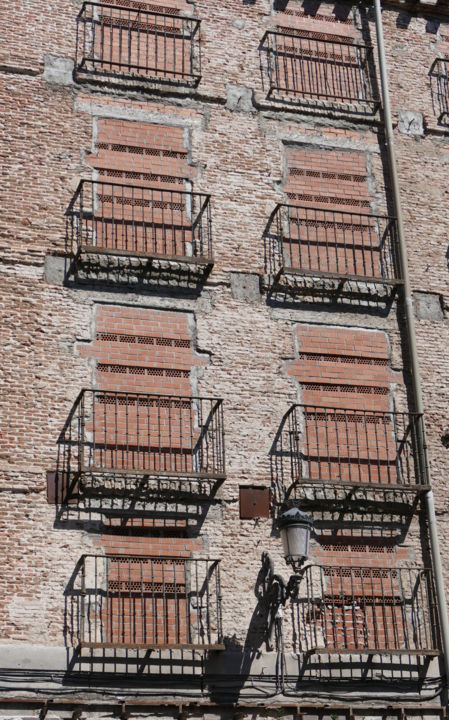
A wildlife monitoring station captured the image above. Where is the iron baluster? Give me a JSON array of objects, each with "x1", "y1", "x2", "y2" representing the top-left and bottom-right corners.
[{"x1": 288, "y1": 405, "x2": 427, "y2": 490}]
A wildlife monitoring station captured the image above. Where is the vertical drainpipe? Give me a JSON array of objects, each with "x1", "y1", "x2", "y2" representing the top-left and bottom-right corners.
[{"x1": 373, "y1": 0, "x2": 449, "y2": 694}]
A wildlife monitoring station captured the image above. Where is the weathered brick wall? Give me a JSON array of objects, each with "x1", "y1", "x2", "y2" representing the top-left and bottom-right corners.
[{"x1": 1, "y1": 0, "x2": 448, "y2": 710}]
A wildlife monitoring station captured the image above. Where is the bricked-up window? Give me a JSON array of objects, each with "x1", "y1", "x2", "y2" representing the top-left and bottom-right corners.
[
  {"x1": 79, "y1": 305, "x2": 203, "y2": 396},
  {"x1": 73, "y1": 555, "x2": 225, "y2": 651},
  {"x1": 67, "y1": 119, "x2": 214, "y2": 273},
  {"x1": 430, "y1": 57, "x2": 449, "y2": 123},
  {"x1": 57, "y1": 307, "x2": 226, "y2": 500},
  {"x1": 275, "y1": 325, "x2": 430, "y2": 494},
  {"x1": 292, "y1": 565, "x2": 439, "y2": 656},
  {"x1": 86, "y1": 119, "x2": 192, "y2": 186},
  {"x1": 67, "y1": 179, "x2": 213, "y2": 264},
  {"x1": 266, "y1": 145, "x2": 401, "y2": 293},
  {"x1": 75, "y1": 2, "x2": 201, "y2": 87},
  {"x1": 289, "y1": 325, "x2": 394, "y2": 413},
  {"x1": 71, "y1": 389, "x2": 225, "y2": 479},
  {"x1": 260, "y1": 28, "x2": 379, "y2": 112}
]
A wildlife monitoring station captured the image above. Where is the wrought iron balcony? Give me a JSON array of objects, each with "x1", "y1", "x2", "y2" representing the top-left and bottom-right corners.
[
  {"x1": 261, "y1": 31, "x2": 378, "y2": 111},
  {"x1": 74, "y1": 555, "x2": 224, "y2": 651},
  {"x1": 67, "y1": 180, "x2": 213, "y2": 267},
  {"x1": 75, "y1": 2, "x2": 201, "y2": 87},
  {"x1": 63, "y1": 390, "x2": 225, "y2": 490},
  {"x1": 430, "y1": 58, "x2": 449, "y2": 120},
  {"x1": 282, "y1": 405, "x2": 429, "y2": 491},
  {"x1": 294, "y1": 565, "x2": 439, "y2": 656},
  {"x1": 269, "y1": 205, "x2": 401, "y2": 287}
]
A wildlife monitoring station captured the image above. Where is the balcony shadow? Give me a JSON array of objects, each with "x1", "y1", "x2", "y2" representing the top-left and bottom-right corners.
[
  {"x1": 63, "y1": 251, "x2": 212, "y2": 296},
  {"x1": 429, "y1": 58, "x2": 449, "y2": 128},
  {"x1": 265, "y1": 273, "x2": 400, "y2": 313},
  {"x1": 65, "y1": 646, "x2": 207, "y2": 683},
  {"x1": 54, "y1": 492, "x2": 216, "y2": 537},
  {"x1": 257, "y1": 91, "x2": 380, "y2": 120},
  {"x1": 73, "y1": 67, "x2": 201, "y2": 95},
  {"x1": 52, "y1": 466, "x2": 222, "y2": 537},
  {"x1": 284, "y1": 482, "x2": 418, "y2": 545},
  {"x1": 290, "y1": 649, "x2": 433, "y2": 687}
]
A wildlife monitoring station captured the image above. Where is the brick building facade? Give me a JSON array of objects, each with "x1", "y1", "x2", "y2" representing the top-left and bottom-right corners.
[{"x1": 1, "y1": 0, "x2": 449, "y2": 719}]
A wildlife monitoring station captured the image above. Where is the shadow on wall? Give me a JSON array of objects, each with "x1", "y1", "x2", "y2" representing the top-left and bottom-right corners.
[
  {"x1": 205, "y1": 555, "x2": 436, "y2": 703},
  {"x1": 206, "y1": 553, "x2": 284, "y2": 704},
  {"x1": 63, "y1": 251, "x2": 212, "y2": 296},
  {"x1": 61, "y1": 551, "x2": 439, "y2": 692},
  {"x1": 429, "y1": 58, "x2": 449, "y2": 127}
]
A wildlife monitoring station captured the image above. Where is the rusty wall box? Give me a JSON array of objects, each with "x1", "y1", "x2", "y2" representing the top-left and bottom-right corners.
[{"x1": 239, "y1": 486, "x2": 270, "y2": 519}]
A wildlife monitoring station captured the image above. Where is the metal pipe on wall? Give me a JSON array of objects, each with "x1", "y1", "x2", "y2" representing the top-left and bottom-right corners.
[{"x1": 373, "y1": 0, "x2": 449, "y2": 691}]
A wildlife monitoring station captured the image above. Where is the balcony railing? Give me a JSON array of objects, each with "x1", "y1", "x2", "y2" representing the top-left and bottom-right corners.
[
  {"x1": 66, "y1": 390, "x2": 225, "y2": 483},
  {"x1": 75, "y1": 2, "x2": 201, "y2": 86},
  {"x1": 261, "y1": 31, "x2": 378, "y2": 110},
  {"x1": 67, "y1": 180, "x2": 213, "y2": 265},
  {"x1": 293, "y1": 565, "x2": 439, "y2": 655},
  {"x1": 75, "y1": 555, "x2": 224, "y2": 650},
  {"x1": 282, "y1": 405, "x2": 428, "y2": 491},
  {"x1": 271, "y1": 205, "x2": 401, "y2": 285},
  {"x1": 431, "y1": 58, "x2": 449, "y2": 119}
]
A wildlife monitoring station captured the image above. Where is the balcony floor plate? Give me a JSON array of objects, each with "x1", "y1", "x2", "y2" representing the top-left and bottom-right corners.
[
  {"x1": 79, "y1": 245, "x2": 212, "y2": 266},
  {"x1": 80, "y1": 467, "x2": 226, "y2": 481},
  {"x1": 292, "y1": 476, "x2": 430, "y2": 493},
  {"x1": 282, "y1": 266, "x2": 403, "y2": 286},
  {"x1": 309, "y1": 647, "x2": 440, "y2": 656},
  {"x1": 78, "y1": 641, "x2": 225, "y2": 652}
]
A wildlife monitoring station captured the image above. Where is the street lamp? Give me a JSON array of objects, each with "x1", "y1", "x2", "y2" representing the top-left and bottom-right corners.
[{"x1": 278, "y1": 506, "x2": 313, "y2": 572}]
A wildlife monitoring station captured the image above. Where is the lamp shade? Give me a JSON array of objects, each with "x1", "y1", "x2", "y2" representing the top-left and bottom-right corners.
[{"x1": 278, "y1": 507, "x2": 313, "y2": 565}]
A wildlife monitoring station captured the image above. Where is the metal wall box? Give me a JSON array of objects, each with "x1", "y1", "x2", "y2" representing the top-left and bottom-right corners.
[
  {"x1": 46, "y1": 471, "x2": 77, "y2": 505},
  {"x1": 240, "y1": 486, "x2": 270, "y2": 519}
]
